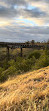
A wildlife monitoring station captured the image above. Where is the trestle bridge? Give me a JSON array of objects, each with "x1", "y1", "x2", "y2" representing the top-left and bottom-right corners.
[{"x1": 0, "y1": 42, "x2": 49, "y2": 58}]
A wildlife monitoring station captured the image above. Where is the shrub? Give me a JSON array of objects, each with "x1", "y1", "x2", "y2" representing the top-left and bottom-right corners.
[
  {"x1": 0, "y1": 59, "x2": 9, "y2": 69},
  {"x1": 15, "y1": 57, "x2": 36, "y2": 72},
  {"x1": 28, "y1": 50, "x2": 41, "y2": 59},
  {"x1": 0, "y1": 67, "x2": 4, "y2": 73},
  {"x1": 0, "y1": 67, "x2": 4, "y2": 81},
  {"x1": 45, "y1": 48, "x2": 49, "y2": 56},
  {"x1": 35, "y1": 54, "x2": 49, "y2": 69},
  {"x1": 0, "y1": 66, "x2": 16, "y2": 82},
  {"x1": 8, "y1": 59, "x2": 15, "y2": 66}
]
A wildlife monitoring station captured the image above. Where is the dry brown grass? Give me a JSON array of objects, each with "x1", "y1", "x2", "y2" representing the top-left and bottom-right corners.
[{"x1": 0, "y1": 66, "x2": 49, "y2": 111}]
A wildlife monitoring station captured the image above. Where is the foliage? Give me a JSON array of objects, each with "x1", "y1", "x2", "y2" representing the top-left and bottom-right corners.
[
  {"x1": 0, "y1": 66, "x2": 16, "y2": 82},
  {"x1": 15, "y1": 57, "x2": 36, "y2": 72},
  {"x1": 28, "y1": 50, "x2": 41, "y2": 59},
  {"x1": 0, "y1": 48, "x2": 49, "y2": 82},
  {"x1": 35, "y1": 51, "x2": 49, "y2": 69}
]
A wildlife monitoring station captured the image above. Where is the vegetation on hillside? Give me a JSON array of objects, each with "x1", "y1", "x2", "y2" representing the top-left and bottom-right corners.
[
  {"x1": 0, "y1": 47, "x2": 49, "y2": 82},
  {"x1": 0, "y1": 46, "x2": 49, "y2": 111}
]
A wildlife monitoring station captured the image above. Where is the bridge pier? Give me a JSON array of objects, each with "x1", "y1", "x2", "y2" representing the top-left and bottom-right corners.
[
  {"x1": 21, "y1": 48, "x2": 23, "y2": 57},
  {"x1": 7, "y1": 46, "x2": 9, "y2": 60}
]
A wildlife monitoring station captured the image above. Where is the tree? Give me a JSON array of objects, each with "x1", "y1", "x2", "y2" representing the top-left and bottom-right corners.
[
  {"x1": 31, "y1": 40, "x2": 35, "y2": 45},
  {"x1": 26, "y1": 41, "x2": 29, "y2": 45}
]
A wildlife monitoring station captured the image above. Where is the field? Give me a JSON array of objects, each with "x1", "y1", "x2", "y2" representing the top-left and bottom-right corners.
[
  {"x1": 0, "y1": 66, "x2": 49, "y2": 111},
  {"x1": 0, "y1": 47, "x2": 49, "y2": 110}
]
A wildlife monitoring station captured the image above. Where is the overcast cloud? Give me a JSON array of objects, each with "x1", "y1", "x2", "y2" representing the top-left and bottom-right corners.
[{"x1": 0, "y1": 0, "x2": 49, "y2": 42}]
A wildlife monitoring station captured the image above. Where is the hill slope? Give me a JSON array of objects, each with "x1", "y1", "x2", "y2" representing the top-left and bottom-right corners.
[{"x1": 0, "y1": 66, "x2": 49, "y2": 111}]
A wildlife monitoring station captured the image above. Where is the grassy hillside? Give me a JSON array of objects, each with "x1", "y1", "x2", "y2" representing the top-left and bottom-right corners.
[{"x1": 0, "y1": 66, "x2": 49, "y2": 111}]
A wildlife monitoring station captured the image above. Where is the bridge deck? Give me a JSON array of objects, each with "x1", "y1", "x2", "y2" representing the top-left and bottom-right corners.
[{"x1": 0, "y1": 42, "x2": 48, "y2": 49}]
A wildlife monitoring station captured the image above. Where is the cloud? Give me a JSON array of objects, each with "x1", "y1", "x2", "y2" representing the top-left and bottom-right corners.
[
  {"x1": 0, "y1": 0, "x2": 27, "y2": 7},
  {"x1": 0, "y1": 5, "x2": 20, "y2": 18},
  {"x1": 29, "y1": 0, "x2": 49, "y2": 3},
  {"x1": 0, "y1": 22, "x2": 49, "y2": 42},
  {"x1": 0, "y1": 0, "x2": 49, "y2": 42},
  {"x1": 0, "y1": 0, "x2": 48, "y2": 24},
  {"x1": 0, "y1": 4, "x2": 47, "y2": 20},
  {"x1": 22, "y1": 8, "x2": 46, "y2": 18}
]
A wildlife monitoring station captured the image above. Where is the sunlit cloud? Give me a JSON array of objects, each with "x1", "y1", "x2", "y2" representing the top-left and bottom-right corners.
[{"x1": 0, "y1": 20, "x2": 10, "y2": 27}]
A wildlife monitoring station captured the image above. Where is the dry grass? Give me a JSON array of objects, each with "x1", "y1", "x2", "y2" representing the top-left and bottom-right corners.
[{"x1": 0, "y1": 66, "x2": 49, "y2": 111}]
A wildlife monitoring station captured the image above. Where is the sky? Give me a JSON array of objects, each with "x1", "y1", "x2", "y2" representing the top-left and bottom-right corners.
[{"x1": 0, "y1": 0, "x2": 49, "y2": 43}]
